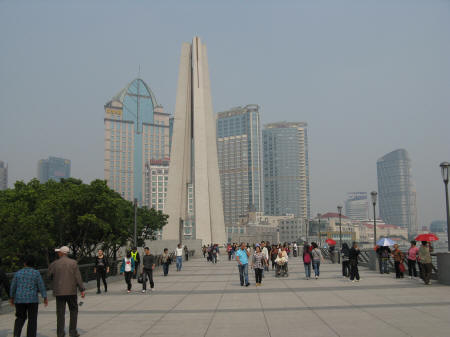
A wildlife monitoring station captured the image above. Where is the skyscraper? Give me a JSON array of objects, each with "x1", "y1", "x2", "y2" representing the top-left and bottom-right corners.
[
  {"x1": 216, "y1": 105, "x2": 263, "y2": 225},
  {"x1": 164, "y1": 37, "x2": 226, "y2": 244},
  {"x1": 37, "y1": 157, "x2": 71, "y2": 183},
  {"x1": 345, "y1": 192, "x2": 369, "y2": 221},
  {"x1": 0, "y1": 161, "x2": 7, "y2": 190},
  {"x1": 263, "y1": 122, "x2": 310, "y2": 220},
  {"x1": 104, "y1": 78, "x2": 170, "y2": 204},
  {"x1": 377, "y1": 149, "x2": 418, "y2": 235}
]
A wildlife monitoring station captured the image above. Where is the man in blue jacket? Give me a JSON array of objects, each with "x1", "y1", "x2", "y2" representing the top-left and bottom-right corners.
[{"x1": 10, "y1": 255, "x2": 48, "y2": 337}]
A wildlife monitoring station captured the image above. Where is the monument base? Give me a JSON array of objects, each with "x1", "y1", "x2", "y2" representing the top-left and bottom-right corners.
[{"x1": 436, "y1": 252, "x2": 450, "y2": 285}]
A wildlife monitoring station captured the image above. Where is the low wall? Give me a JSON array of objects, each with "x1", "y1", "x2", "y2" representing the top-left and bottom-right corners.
[{"x1": 143, "y1": 239, "x2": 203, "y2": 258}]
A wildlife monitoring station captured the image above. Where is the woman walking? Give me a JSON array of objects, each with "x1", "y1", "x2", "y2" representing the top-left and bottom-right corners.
[
  {"x1": 94, "y1": 249, "x2": 109, "y2": 294},
  {"x1": 341, "y1": 243, "x2": 350, "y2": 278},
  {"x1": 302, "y1": 244, "x2": 312, "y2": 280},
  {"x1": 392, "y1": 244, "x2": 405, "y2": 279},
  {"x1": 120, "y1": 251, "x2": 135, "y2": 293},
  {"x1": 270, "y1": 245, "x2": 278, "y2": 270},
  {"x1": 349, "y1": 242, "x2": 360, "y2": 282},
  {"x1": 311, "y1": 242, "x2": 323, "y2": 279},
  {"x1": 252, "y1": 246, "x2": 266, "y2": 286},
  {"x1": 161, "y1": 248, "x2": 171, "y2": 276}
]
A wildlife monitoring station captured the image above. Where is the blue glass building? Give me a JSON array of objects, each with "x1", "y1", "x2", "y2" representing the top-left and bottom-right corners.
[
  {"x1": 37, "y1": 156, "x2": 71, "y2": 183},
  {"x1": 104, "y1": 78, "x2": 170, "y2": 205},
  {"x1": 263, "y1": 122, "x2": 310, "y2": 220},
  {"x1": 216, "y1": 105, "x2": 263, "y2": 225},
  {"x1": 377, "y1": 149, "x2": 418, "y2": 235}
]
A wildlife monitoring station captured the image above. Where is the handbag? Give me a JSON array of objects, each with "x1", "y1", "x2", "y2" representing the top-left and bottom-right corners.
[
  {"x1": 137, "y1": 273, "x2": 144, "y2": 284},
  {"x1": 399, "y1": 263, "x2": 405, "y2": 273}
]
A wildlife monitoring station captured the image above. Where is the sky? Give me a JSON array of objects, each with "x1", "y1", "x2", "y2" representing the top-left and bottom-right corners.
[{"x1": 1, "y1": 0, "x2": 449, "y2": 226}]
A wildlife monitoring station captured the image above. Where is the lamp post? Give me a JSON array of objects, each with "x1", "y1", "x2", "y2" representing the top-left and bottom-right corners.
[
  {"x1": 133, "y1": 198, "x2": 138, "y2": 248},
  {"x1": 337, "y1": 206, "x2": 343, "y2": 249},
  {"x1": 317, "y1": 213, "x2": 322, "y2": 246},
  {"x1": 371, "y1": 191, "x2": 378, "y2": 246},
  {"x1": 440, "y1": 162, "x2": 450, "y2": 251}
]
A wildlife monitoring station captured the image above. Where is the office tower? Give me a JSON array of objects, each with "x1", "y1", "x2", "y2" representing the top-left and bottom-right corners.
[
  {"x1": 377, "y1": 149, "x2": 418, "y2": 235},
  {"x1": 216, "y1": 104, "x2": 263, "y2": 225},
  {"x1": 37, "y1": 157, "x2": 71, "y2": 183},
  {"x1": 263, "y1": 122, "x2": 310, "y2": 220},
  {"x1": 345, "y1": 192, "x2": 369, "y2": 221},
  {"x1": 164, "y1": 37, "x2": 226, "y2": 244},
  {"x1": 104, "y1": 78, "x2": 170, "y2": 204},
  {"x1": 0, "y1": 161, "x2": 7, "y2": 190}
]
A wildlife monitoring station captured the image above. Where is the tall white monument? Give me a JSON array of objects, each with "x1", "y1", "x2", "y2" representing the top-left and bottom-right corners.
[{"x1": 163, "y1": 37, "x2": 226, "y2": 244}]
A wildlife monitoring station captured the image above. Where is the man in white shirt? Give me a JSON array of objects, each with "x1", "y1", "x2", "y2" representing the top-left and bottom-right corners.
[{"x1": 175, "y1": 244, "x2": 183, "y2": 271}]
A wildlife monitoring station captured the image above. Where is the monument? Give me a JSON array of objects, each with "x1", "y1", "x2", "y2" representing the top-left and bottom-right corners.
[{"x1": 163, "y1": 37, "x2": 226, "y2": 245}]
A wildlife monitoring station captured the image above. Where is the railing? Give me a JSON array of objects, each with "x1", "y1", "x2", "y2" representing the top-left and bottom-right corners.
[{"x1": 2, "y1": 250, "x2": 194, "y2": 301}]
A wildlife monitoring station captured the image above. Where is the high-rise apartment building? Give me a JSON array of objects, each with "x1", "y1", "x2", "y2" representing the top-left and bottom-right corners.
[
  {"x1": 0, "y1": 161, "x2": 7, "y2": 190},
  {"x1": 377, "y1": 149, "x2": 418, "y2": 235},
  {"x1": 345, "y1": 192, "x2": 369, "y2": 221},
  {"x1": 216, "y1": 105, "x2": 263, "y2": 225},
  {"x1": 104, "y1": 78, "x2": 170, "y2": 204},
  {"x1": 37, "y1": 157, "x2": 71, "y2": 183},
  {"x1": 263, "y1": 122, "x2": 310, "y2": 220}
]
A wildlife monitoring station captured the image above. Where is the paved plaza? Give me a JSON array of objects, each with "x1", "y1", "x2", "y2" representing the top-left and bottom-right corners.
[{"x1": 2, "y1": 257, "x2": 450, "y2": 337}]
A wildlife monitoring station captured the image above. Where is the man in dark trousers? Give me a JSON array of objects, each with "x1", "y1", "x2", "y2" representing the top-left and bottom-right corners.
[
  {"x1": 131, "y1": 247, "x2": 140, "y2": 279},
  {"x1": 141, "y1": 247, "x2": 155, "y2": 293},
  {"x1": 48, "y1": 246, "x2": 85, "y2": 337},
  {"x1": 94, "y1": 249, "x2": 109, "y2": 294}
]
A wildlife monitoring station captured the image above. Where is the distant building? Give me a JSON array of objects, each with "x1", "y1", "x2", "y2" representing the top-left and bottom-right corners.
[
  {"x1": 37, "y1": 157, "x2": 71, "y2": 183},
  {"x1": 430, "y1": 220, "x2": 446, "y2": 233},
  {"x1": 0, "y1": 161, "x2": 7, "y2": 190},
  {"x1": 216, "y1": 105, "x2": 263, "y2": 225},
  {"x1": 358, "y1": 220, "x2": 409, "y2": 246},
  {"x1": 377, "y1": 149, "x2": 418, "y2": 235},
  {"x1": 345, "y1": 192, "x2": 369, "y2": 221},
  {"x1": 263, "y1": 122, "x2": 310, "y2": 220},
  {"x1": 104, "y1": 78, "x2": 170, "y2": 204}
]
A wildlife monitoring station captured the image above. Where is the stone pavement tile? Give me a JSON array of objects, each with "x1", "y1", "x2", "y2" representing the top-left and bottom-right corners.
[
  {"x1": 144, "y1": 314, "x2": 212, "y2": 337},
  {"x1": 204, "y1": 312, "x2": 269, "y2": 337},
  {"x1": 175, "y1": 293, "x2": 222, "y2": 310},
  {"x1": 315, "y1": 308, "x2": 409, "y2": 337}
]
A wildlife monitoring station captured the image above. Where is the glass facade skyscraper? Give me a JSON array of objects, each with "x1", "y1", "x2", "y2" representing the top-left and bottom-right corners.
[
  {"x1": 377, "y1": 149, "x2": 418, "y2": 235},
  {"x1": 216, "y1": 105, "x2": 263, "y2": 225},
  {"x1": 104, "y1": 78, "x2": 170, "y2": 204},
  {"x1": 0, "y1": 161, "x2": 7, "y2": 190},
  {"x1": 37, "y1": 156, "x2": 71, "y2": 183},
  {"x1": 263, "y1": 122, "x2": 310, "y2": 220},
  {"x1": 345, "y1": 192, "x2": 369, "y2": 221}
]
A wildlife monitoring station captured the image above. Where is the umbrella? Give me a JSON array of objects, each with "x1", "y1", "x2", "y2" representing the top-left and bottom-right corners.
[
  {"x1": 376, "y1": 238, "x2": 395, "y2": 247},
  {"x1": 415, "y1": 233, "x2": 439, "y2": 242},
  {"x1": 325, "y1": 239, "x2": 336, "y2": 245}
]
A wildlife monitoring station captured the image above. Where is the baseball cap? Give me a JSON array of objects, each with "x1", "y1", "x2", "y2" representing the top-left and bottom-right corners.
[{"x1": 55, "y1": 246, "x2": 70, "y2": 254}]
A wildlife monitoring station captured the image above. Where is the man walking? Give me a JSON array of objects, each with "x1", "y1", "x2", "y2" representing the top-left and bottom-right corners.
[
  {"x1": 142, "y1": 247, "x2": 155, "y2": 293},
  {"x1": 236, "y1": 243, "x2": 250, "y2": 287},
  {"x1": 131, "y1": 247, "x2": 140, "y2": 279},
  {"x1": 176, "y1": 244, "x2": 183, "y2": 271},
  {"x1": 10, "y1": 255, "x2": 48, "y2": 337},
  {"x1": 48, "y1": 246, "x2": 85, "y2": 337},
  {"x1": 261, "y1": 242, "x2": 269, "y2": 278}
]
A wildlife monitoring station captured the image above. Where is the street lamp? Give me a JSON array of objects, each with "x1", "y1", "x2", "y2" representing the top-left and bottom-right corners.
[
  {"x1": 337, "y1": 206, "x2": 343, "y2": 249},
  {"x1": 371, "y1": 191, "x2": 378, "y2": 246},
  {"x1": 134, "y1": 198, "x2": 138, "y2": 248},
  {"x1": 440, "y1": 162, "x2": 450, "y2": 251},
  {"x1": 317, "y1": 213, "x2": 322, "y2": 246}
]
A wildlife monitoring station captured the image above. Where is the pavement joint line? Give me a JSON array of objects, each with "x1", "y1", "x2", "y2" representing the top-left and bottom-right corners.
[
  {"x1": 332, "y1": 290, "x2": 412, "y2": 337},
  {"x1": 255, "y1": 274, "x2": 272, "y2": 337},
  {"x1": 137, "y1": 264, "x2": 215, "y2": 337},
  {"x1": 201, "y1": 263, "x2": 234, "y2": 337},
  {"x1": 280, "y1": 275, "x2": 341, "y2": 337}
]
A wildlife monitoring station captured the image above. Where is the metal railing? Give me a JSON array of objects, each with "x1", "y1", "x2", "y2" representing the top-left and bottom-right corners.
[{"x1": 2, "y1": 250, "x2": 195, "y2": 301}]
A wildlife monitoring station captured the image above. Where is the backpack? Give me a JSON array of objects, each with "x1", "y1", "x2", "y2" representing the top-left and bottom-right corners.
[{"x1": 303, "y1": 252, "x2": 311, "y2": 264}]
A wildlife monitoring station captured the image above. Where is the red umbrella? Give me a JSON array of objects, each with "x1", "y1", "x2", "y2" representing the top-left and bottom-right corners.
[
  {"x1": 415, "y1": 233, "x2": 439, "y2": 242},
  {"x1": 325, "y1": 239, "x2": 336, "y2": 245}
]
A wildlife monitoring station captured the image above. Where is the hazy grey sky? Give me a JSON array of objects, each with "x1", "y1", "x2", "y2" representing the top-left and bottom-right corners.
[{"x1": 1, "y1": 0, "x2": 449, "y2": 226}]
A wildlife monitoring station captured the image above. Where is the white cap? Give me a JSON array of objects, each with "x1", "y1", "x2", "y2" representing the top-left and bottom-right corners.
[{"x1": 55, "y1": 246, "x2": 70, "y2": 254}]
